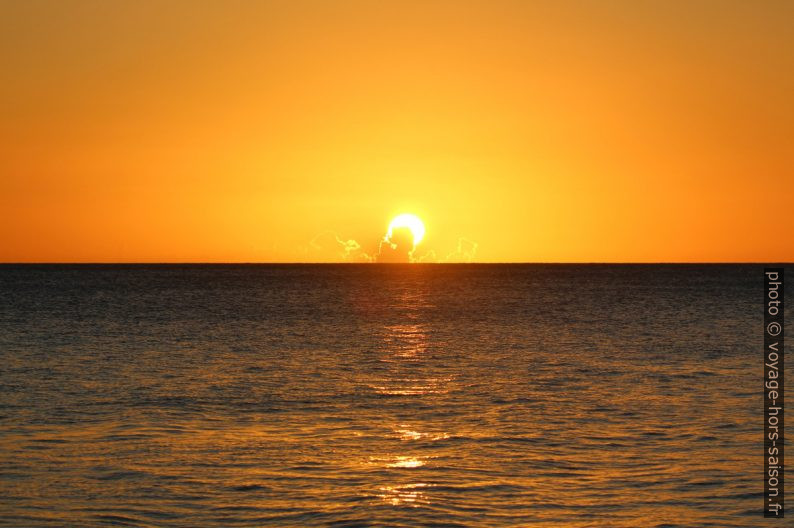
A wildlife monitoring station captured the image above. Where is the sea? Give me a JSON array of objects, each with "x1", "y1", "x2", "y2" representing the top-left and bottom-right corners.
[{"x1": 0, "y1": 264, "x2": 789, "y2": 527}]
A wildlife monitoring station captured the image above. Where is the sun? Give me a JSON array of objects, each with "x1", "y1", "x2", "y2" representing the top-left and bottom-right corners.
[{"x1": 387, "y1": 213, "x2": 426, "y2": 246}]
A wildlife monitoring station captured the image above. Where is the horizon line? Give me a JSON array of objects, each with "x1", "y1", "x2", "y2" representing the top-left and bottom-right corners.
[{"x1": 0, "y1": 261, "x2": 791, "y2": 265}]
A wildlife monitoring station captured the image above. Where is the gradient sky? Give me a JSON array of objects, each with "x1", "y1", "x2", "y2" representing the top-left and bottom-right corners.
[{"x1": 2, "y1": 0, "x2": 792, "y2": 262}]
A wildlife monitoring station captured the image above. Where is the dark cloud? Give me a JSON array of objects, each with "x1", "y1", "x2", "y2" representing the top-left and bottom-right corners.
[
  {"x1": 306, "y1": 229, "x2": 478, "y2": 263},
  {"x1": 377, "y1": 227, "x2": 413, "y2": 263}
]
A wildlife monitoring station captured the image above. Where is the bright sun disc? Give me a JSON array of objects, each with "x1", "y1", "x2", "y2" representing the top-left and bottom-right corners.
[{"x1": 387, "y1": 214, "x2": 425, "y2": 246}]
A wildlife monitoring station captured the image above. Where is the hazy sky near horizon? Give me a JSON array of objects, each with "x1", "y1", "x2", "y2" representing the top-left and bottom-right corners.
[{"x1": 2, "y1": 0, "x2": 792, "y2": 262}]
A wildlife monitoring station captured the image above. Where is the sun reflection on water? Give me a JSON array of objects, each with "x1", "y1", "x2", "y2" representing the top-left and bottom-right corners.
[
  {"x1": 387, "y1": 456, "x2": 426, "y2": 468},
  {"x1": 369, "y1": 454, "x2": 433, "y2": 469},
  {"x1": 380, "y1": 323, "x2": 427, "y2": 361},
  {"x1": 370, "y1": 376, "x2": 453, "y2": 396},
  {"x1": 367, "y1": 286, "x2": 454, "y2": 510},
  {"x1": 377, "y1": 483, "x2": 434, "y2": 507},
  {"x1": 394, "y1": 425, "x2": 450, "y2": 442}
]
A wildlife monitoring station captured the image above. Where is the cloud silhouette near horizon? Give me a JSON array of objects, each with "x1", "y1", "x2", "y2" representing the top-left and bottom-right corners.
[
  {"x1": 376, "y1": 226, "x2": 414, "y2": 263},
  {"x1": 443, "y1": 238, "x2": 478, "y2": 263},
  {"x1": 306, "y1": 231, "x2": 373, "y2": 262},
  {"x1": 305, "y1": 230, "x2": 477, "y2": 263}
]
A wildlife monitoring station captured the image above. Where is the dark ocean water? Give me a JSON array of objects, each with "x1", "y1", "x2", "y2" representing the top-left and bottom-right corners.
[{"x1": 0, "y1": 264, "x2": 789, "y2": 527}]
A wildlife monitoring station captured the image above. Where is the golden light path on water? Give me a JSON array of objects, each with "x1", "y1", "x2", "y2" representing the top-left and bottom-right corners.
[{"x1": 368, "y1": 285, "x2": 450, "y2": 507}]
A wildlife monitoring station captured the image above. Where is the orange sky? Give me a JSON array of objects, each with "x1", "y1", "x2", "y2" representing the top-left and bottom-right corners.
[{"x1": 1, "y1": 0, "x2": 792, "y2": 262}]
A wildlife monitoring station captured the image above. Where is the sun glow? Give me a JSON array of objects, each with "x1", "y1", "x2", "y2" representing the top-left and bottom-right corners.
[{"x1": 387, "y1": 214, "x2": 426, "y2": 246}]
